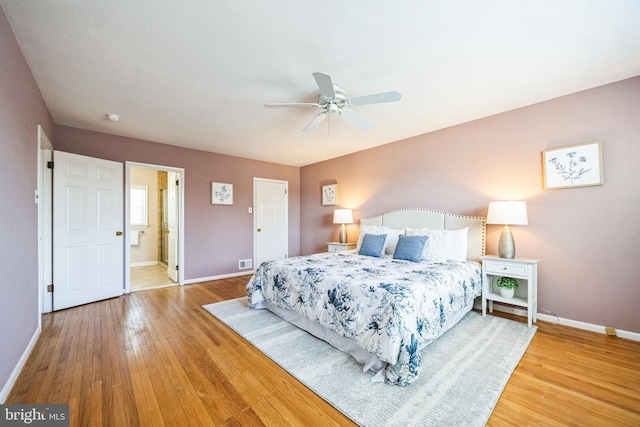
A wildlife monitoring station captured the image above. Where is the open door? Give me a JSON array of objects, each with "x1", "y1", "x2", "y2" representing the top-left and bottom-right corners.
[
  {"x1": 53, "y1": 151, "x2": 124, "y2": 310},
  {"x1": 167, "y1": 171, "x2": 179, "y2": 282}
]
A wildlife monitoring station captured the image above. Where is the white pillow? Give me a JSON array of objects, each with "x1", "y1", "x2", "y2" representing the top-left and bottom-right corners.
[
  {"x1": 356, "y1": 226, "x2": 405, "y2": 255},
  {"x1": 405, "y1": 227, "x2": 447, "y2": 262},
  {"x1": 405, "y1": 227, "x2": 469, "y2": 262},
  {"x1": 444, "y1": 227, "x2": 468, "y2": 261},
  {"x1": 382, "y1": 228, "x2": 405, "y2": 255},
  {"x1": 356, "y1": 225, "x2": 387, "y2": 251}
]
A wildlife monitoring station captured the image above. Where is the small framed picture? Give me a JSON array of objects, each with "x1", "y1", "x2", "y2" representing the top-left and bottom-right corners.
[
  {"x1": 322, "y1": 184, "x2": 337, "y2": 206},
  {"x1": 542, "y1": 141, "x2": 603, "y2": 190},
  {"x1": 211, "y1": 182, "x2": 233, "y2": 205}
]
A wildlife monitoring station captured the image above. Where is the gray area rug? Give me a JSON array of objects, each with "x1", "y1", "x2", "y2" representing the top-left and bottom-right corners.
[{"x1": 203, "y1": 298, "x2": 536, "y2": 426}]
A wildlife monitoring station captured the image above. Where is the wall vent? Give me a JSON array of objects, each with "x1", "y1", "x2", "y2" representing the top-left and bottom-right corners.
[{"x1": 239, "y1": 259, "x2": 253, "y2": 269}]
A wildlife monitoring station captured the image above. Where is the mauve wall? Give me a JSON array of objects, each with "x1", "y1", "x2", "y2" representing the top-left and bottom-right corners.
[
  {"x1": 0, "y1": 7, "x2": 55, "y2": 396},
  {"x1": 54, "y1": 126, "x2": 301, "y2": 280},
  {"x1": 300, "y1": 77, "x2": 640, "y2": 333}
]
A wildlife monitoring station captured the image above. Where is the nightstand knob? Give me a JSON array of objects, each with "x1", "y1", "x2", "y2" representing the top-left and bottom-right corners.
[{"x1": 503, "y1": 267, "x2": 507, "y2": 270}]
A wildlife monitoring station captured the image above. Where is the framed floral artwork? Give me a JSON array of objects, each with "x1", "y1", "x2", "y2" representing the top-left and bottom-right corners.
[
  {"x1": 322, "y1": 184, "x2": 337, "y2": 206},
  {"x1": 211, "y1": 182, "x2": 233, "y2": 205},
  {"x1": 542, "y1": 141, "x2": 603, "y2": 189}
]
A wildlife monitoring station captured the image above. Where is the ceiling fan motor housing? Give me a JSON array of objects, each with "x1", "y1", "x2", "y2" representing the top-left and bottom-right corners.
[
  {"x1": 264, "y1": 72, "x2": 401, "y2": 132},
  {"x1": 318, "y1": 85, "x2": 347, "y2": 111}
]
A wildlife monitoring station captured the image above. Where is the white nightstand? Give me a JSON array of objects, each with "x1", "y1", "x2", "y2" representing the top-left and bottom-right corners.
[
  {"x1": 482, "y1": 255, "x2": 539, "y2": 328},
  {"x1": 327, "y1": 242, "x2": 356, "y2": 253}
]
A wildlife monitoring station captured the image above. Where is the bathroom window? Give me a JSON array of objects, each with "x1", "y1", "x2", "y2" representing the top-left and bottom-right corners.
[{"x1": 130, "y1": 185, "x2": 149, "y2": 227}]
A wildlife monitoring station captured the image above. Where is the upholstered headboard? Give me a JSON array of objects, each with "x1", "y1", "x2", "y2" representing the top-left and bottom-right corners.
[{"x1": 360, "y1": 208, "x2": 486, "y2": 262}]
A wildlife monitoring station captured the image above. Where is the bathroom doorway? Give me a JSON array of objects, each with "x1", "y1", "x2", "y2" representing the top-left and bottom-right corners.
[{"x1": 127, "y1": 163, "x2": 183, "y2": 292}]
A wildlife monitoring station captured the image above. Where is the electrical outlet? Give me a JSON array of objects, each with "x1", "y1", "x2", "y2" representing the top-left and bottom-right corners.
[{"x1": 605, "y1": 327, "x2": 617, "y2": 336}]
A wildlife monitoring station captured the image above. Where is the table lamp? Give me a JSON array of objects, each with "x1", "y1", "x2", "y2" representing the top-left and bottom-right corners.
[
  {"x1": 333, "y1": 209, "x2": 354, "y2": 244},
  {"x1": 486, "y1": 201, "x2": 528, "y2": 259}
]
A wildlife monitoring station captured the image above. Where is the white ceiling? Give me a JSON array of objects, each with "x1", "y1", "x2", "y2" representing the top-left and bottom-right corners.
[{"x1": 3, "y1": 1, "x2": 639, "y2": 166}]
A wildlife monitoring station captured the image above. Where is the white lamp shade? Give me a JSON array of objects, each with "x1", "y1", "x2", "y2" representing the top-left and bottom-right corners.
[
  {"x1": 486, "y1": 201, "x2": 528, "y2": 225},
  {"x1": 333, "y1": 209, "x2": 354, "y2": 224}
]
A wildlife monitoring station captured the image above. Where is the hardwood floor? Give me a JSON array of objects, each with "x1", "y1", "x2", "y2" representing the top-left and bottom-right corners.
[{"x1": 7, "y1": 277, "x2": 640, "y2": 426}]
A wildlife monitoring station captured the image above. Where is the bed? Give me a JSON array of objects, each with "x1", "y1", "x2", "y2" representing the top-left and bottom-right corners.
[{"x1": 247, "y1": 208, "x2": 486, "y2": 386}]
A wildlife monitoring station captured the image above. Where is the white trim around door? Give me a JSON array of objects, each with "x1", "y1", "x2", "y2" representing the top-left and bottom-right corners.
[
  {"x1": 37, "y1": 125, "x2": 53, "y2": 314},
  {"x1": 253, "y1": 177, "x2": 289, "y2": 269},
  {"x1": 125, "y1": 162, "x2": 185, "y2": 293}
]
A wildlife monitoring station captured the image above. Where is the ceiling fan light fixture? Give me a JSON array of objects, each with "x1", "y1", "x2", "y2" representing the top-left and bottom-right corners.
[{"x1": 264, "y1": 72, "x2": 401, "y2": 132}]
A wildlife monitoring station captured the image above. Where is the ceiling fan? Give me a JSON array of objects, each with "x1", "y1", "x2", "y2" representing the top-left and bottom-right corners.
[{"x1": 264, "y1": 72, "x2": 402, "y2": 132}]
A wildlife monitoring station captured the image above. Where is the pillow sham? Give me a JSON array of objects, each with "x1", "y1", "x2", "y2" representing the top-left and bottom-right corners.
[
  {"x1": 393, "y1": 235, "x2": 429, "y2": 262},
  {"x1": 382, "y1": 228, "x2": 405, "y2": 255},
  {"x1": 405, "y1": 227, "x2": 447, "y2": 262},
  {"x1": 356, "y1": 225, "x2": 387, "y2": 251},
  {"x1": 359, "y1": 233, "x2": 387, "y2": 257},
  {"x1": 405, "y1": 227, "x2": 469, "y2": 262},
  {"x1": 356, "y1": 226, "x2": 404, "y2": 254},
  {"x1": 443, "y1": 227, "x2": 469, "y2": 261}
]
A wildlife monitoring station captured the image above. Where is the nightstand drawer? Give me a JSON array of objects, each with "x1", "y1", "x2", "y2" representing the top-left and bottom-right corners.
[
  {"x1": 327, "y1": 243, "x2": 356, "y2": 253},
  {"x1": 484, "y1": 261, "x2": 528, "y2": 278}
]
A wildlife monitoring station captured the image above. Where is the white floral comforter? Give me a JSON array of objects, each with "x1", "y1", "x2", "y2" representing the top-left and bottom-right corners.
[{"x1": 246, "y1": 252, "x2": 482, "y2": 386}]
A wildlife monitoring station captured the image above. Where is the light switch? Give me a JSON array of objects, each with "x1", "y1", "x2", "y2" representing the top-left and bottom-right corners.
[{"x1": 248, "y1": 207, "x2": 253, "y2": 214}]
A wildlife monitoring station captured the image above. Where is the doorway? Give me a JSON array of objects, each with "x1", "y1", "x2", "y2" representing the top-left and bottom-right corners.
[
  {"x1": 254, "y1": 177, "x2": 289, "y2": 268},
  {"x1": 126, "y1": 163, "x2": 184, "y2": 292}
]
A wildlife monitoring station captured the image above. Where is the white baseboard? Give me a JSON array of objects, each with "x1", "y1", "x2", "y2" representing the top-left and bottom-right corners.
[
  {"x1": 1, "y1": 325, "x2": 41, "y2": 403},
  {"x1": 184, "y1": 271, "x2": 253, "y2": 285},
  {"x1": 474, "y1": 300, "x2": 640, "y2": 342},
  {"x1": 131, "y1": 261, "x2": 159, "y2": 267}
]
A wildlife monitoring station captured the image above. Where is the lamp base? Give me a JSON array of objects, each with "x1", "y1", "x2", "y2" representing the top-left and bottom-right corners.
[
  {"x1": 339, "y1": 224, "x2": 347, "y2": 244},
  {"x1": 498, "y1": 225, "x2": 515, "y2": 259}
]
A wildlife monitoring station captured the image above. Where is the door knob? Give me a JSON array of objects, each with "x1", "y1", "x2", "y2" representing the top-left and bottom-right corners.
[
  {"x1": 257, "y1": 228, "x2": 262, "y2": 232},
  {"x1": 116, "y1": 231, "x2": 123, "y2": 236}
]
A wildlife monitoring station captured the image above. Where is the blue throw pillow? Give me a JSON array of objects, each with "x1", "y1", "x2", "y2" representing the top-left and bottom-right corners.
[
  {"x1": 358, "y1": 234, "x2": 387, "y2": 257},
  {"x1": 393, "y1": 235, "x2": 429, "y2": 262}
]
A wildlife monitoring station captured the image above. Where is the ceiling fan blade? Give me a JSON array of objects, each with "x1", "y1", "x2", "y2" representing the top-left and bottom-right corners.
[
  {"x1": 312, "y1": 72, "x2": 336, "y2": 99},
  {"x1": 264, "y1": 102, "x2": 320, "y2": 108},
  {"x1": 303, "y1": 112, "x2": 327, "y2": 132},
  {"x1": 348, "y1": 91, "x2": 402, "y2": 106},
  {"x1": 340, "y1": 109, "x2": 373, "y2": 130}
]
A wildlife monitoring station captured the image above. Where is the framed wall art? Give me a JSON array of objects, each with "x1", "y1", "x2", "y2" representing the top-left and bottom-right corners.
[
  {"x1": 322, "y1": 184, "x2": 337, "y2": 206},
  {"x1": 211, "y1": 182, "x2": 233, "y2": 205},
  {"x1": 542, "y1": 141, "x2": 603, "y2": 190}
]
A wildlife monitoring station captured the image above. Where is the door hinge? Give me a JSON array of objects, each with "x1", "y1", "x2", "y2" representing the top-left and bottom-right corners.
[
  {"x1": 176, "y1": 265, "x2": 179, "y2": 271},
  {"x1": 176, "y1": 179, "x2": 179, "y2": 186},
  {"x1": 47, "y1": 284, "x2": 54, "y2": 292},
  {"x1": 47, "y1": 161, "x2": 54, "y2": 169}
]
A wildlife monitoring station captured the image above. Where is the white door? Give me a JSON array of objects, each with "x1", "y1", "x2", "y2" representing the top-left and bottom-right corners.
[
  {"x1": 254, "y1": 178, "x2": 288, "y2": 268},
  {"x1": 53, "y1": 151, "x2": 124, "y2": 310},
  {"x1": 167, "y1": 172, "x2": 179, "y2": 282}
]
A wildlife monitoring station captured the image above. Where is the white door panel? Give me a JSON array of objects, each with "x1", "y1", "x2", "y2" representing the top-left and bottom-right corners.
[
  {"x1": 255, "y1": 179, "x2": 288, "y2": 268},
  {"x1": 53, "y1": 151, "x2": 124, "y2": 310},
  {"x1": 167, "y1": 172, "x2": 178, "y2": 282}
]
